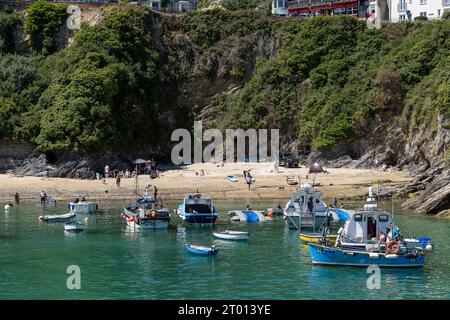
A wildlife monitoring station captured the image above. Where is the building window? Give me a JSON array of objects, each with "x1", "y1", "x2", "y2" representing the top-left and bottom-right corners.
[
  {"x1": 420, "y1": 12, "x2": 427, "y2": 17},
  {"x1": 278, "y1": 0, "x2": 285, "y2": 8},
  {"x1": 438, "y1": 9, "x2": 441, "y2": 16},
  {"x1": 420, "y1": 0, "x2": 426, "y2": 4},
  {"x1": 399, "y1": 14, "x2": 406, "y2": 20}
]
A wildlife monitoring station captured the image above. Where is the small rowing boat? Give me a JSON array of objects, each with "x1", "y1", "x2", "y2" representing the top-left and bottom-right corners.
[
  {"x1": 39, "y1": 211, "x2": 76, "y2": 222},
  {"x1": 227, "y1": 175, "x2": 238, "y2": 182},
  {"x1": 299, "y1": 233, "x2": 337, "y2": 244},
  {"x1": 213, "y1": 230, "x2": 249, "y2": 241},
  {"x1": 185, "y1": 244, "x2": 218, "y2": 256}
]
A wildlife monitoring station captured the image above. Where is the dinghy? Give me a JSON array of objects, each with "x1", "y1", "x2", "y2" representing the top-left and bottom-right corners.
[
  {"x1": 186, "y1": 244, "x2": 218, "y2": 256},
  {"x1": 64, "y1": 221, "x2": 85, "y2": 232},
  {"x1": 213, "y1": 230, "x2": 249, "y2": 241},
  {"x1": 227, "y1": 175, "x2": 238, "y2": 182},
  {"x1": 39, "y1": 211, "x2": 76, "y2": 222}
]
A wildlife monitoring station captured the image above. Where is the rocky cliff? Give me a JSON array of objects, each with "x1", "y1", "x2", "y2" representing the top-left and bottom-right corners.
[{"x1": 0, "y1": 5, "x2": 448, "y2": 215}]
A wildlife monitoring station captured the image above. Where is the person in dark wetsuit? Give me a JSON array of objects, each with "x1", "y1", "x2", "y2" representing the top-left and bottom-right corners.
[
  {"x1": 40, "y1": 191, "x2": 47, "y2": 205},
  {"x1": 14, "y1": 192, "x2": 20, "y2": 205}
]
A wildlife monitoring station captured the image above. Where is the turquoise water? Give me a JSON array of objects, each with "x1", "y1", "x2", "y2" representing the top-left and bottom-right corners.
[{"x1": 0, "y1": 200, "x2": 449, "y2": 300}]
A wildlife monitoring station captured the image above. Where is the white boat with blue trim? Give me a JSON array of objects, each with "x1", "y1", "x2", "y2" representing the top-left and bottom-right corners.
[{"x1": 177, "y1": 193, "x2": 218, "y2": 224}]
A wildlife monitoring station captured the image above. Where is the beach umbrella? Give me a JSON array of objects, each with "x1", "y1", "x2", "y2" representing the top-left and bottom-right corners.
[{"x1": 133, "y1": 159, "x2": 147, "y2": 164}]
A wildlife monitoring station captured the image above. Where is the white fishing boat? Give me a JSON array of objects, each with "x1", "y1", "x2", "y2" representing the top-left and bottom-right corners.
[
  {"x1": 283, "y1": 183, "x2": 332, "y2": 231},
  {"x1": 123, "y1": 179, "x2": 170, "y2": 229},
  {"x1": 39, "y1": 211, "x2": 76, "y2": 222},
  {"x1": 68, "y1": 198, "x2": 99, "y2": 214},
  {"x1": 213, "y1": 230, "x2": 249, "y2": 241},
  {"x1": 64, "y1": 221, "x2": 86, "y2": 232}
]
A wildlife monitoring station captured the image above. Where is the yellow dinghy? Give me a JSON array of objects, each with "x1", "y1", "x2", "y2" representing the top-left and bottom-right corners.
[{"x1": 299, "y1": 233, "x2": 337, "y2": 244}]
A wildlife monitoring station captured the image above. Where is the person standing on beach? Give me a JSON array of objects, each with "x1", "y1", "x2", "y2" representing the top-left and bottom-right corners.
[
  {"x1": 332, "y1": 196, "x2": 337, "y2": 207},
  {"x1": 116, "y1": 175, "x2": 121, "y2": 188},
  {"x1": 14, "y1": 192, "x2": 20, "y2": 205}
]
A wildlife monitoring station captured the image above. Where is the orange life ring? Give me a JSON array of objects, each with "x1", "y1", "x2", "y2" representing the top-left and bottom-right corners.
[{"x1": 387, "y1": 240, "x2": 400, "y2": 254}]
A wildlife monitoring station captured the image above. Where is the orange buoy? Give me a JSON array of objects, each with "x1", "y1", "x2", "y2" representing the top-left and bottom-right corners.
[{"x1": 268, "y1": 211, "x2": 273, "y2": 218}]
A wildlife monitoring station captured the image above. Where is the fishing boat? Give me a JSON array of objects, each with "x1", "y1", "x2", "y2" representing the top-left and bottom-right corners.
[
  {"x1": 283, "y1": 183, "x2": 336, "y2": 231},
  {"x1": 122, "y1": 186, "x2": 170, "y2": 229},
  {"x1": 300, "y1": 233, "x2": 337, "y2": 244},
  {"x1": 185, "y1": 244, "x2": 218, "y2": 256},
  {"x1": 213, "y1": 230, "x2": 249, "y2": 241},
  {"x1": 64, "y1": 221, "x2": 86, "y2": 232},
  {"x1": 308, "y1": 243, "x2": 426, "y2": 268},
  {"x1": 227, "y1": 210, "x2": 271, "y2": 223},
  {"x1": 177, "y1": 193, "x2": 218, "y2": 224},
  {"x1": 39, "y1": 211, "x2": 76, "y2": 222},
  {"x1": 68, "y1": 198, "x2": 99, "y2": 214},
  {"x1": 227, "y1": 175, "x2": 238, "y2": 182},
  {"x1": 307, "y1": 187, "x2": 433, "y2": 268}
]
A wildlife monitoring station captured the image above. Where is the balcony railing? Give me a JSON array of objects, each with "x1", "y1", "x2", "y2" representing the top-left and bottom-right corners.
[{"x1": 287, "y1": 0, "x2": 334, "y2": 9}]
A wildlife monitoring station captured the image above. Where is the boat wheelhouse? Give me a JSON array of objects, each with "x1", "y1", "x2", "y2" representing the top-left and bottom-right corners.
[
  {"x1": 177, "y1": 193, "x2": 218, "y2": 224},
  {"x1": 68, "y1": 198, "x2": 99, "y2": 214},
  {"x1": 283, "y1": 183, "x2": 332, "y2": 231}
]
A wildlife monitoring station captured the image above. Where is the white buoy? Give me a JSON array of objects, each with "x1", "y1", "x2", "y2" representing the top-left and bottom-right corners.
[
  {"x1": 4, "y1": 204, "x2": 12, "y2": 210},
  {"x1": 426, "y1": 244, "x2": 433, "y2": 252}
]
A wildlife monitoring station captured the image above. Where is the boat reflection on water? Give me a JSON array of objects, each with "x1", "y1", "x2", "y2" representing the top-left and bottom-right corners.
[{"x1": 307, "y1": 265, "x2": 426, "y2": 299}]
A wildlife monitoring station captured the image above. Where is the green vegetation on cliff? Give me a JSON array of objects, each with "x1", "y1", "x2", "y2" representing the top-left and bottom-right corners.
[{"x1": 0, "y1": 5, "x2": 448, "y2": 156}]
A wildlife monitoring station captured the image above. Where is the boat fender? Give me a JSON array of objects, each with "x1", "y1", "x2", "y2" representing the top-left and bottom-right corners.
[
  {"x1": 369, "y1": 253, "x2": 379, "y2": 259},
  {"x1": 387, "y1": 240, "x2": 400, "y2": 254},
  {"x1": 425, "y1": 244, "x2": 433, "y2": 252},
  {"x1": 385, "y1": 254, "x2": 398, "y2": 259},
  {"x1": 267, "y1": 210, "x2": 273, "y2": 218}
]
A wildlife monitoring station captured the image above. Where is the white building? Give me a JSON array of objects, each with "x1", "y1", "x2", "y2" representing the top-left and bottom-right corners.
[
  {"x1": 272, "y1": 0, "x2": 288, "y2": 16},
  {"x1": 371, "y1": 0, "x2": 450, "y2": 23}
]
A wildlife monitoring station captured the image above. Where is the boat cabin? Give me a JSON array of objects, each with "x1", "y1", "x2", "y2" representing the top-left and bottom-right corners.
[
  {"x1": 341, "y1": 209, "x2": 393, "y2": 242},
  {"x1": 184, "y1": 194, "x2": 213, "y2": 214},
  {"x1": 288, "y1": 184, "x2": 327, "y2": 214}
]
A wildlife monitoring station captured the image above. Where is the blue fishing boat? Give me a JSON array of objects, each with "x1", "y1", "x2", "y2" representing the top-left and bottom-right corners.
[
  {"x1": 308, "y1": 243, "x2": 425, "y2": 268},
  {"x1": 307, "y1": 187, "x2": 433, "y2": 268},
  {"x1": 177, "y1": 193, "x2": 218, "y2": 224},
  {"x1": 186, "y1": 244, "x2": 218, "y2": 256}
]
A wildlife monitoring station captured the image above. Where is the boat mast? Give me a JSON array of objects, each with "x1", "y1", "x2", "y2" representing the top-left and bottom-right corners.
[{"x1": 134, "y1": 165, "x2": 139, "y2": 199}]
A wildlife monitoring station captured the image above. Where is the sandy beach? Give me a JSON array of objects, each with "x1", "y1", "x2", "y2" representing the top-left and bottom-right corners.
[{"x1": 0, "y1": 162, "x2": 411, "y2": 204}]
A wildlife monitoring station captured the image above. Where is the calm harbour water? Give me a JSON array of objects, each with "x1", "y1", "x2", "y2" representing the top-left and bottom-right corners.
[{"x1": 0, "y1": 199, "x2": 449, "y2": 300}]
